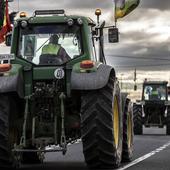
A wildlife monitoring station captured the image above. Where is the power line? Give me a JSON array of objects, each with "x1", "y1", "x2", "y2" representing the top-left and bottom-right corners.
[
  {"x1": 114, "y1": 62, "x2": 170, "y2": 68},
  {"x1": 106, "y1": 54, "x2": 170, "y2": 69},
  {"x1": 107, "y1": 54, "x2": 170, "y2": 61}
]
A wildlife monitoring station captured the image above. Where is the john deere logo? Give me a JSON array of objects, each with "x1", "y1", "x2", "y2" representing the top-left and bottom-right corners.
[{"x1": 54, "y1": 68, "x2": 65, "y2": 79}]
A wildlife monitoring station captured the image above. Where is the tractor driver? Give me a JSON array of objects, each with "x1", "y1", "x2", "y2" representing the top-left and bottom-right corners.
[
  {"x1": 40, "y1": 34, "x2": 71, "y2": 64},
  {"x1": 150, "y1": 87, "x2": 159, "y2": 100}
]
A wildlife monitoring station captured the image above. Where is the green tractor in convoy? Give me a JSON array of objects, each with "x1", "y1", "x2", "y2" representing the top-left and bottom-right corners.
[
  {"x1": 133, "y1": 81, "x2": 170, "y2": 135},
  {"x1": 0, "y1": 9, "x2": 133, "y2": 169}
]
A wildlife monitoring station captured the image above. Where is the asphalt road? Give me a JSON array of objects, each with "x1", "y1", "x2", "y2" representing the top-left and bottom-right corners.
[{"x1": 20, "y1": 127, "x2": 170, "y2": 170}]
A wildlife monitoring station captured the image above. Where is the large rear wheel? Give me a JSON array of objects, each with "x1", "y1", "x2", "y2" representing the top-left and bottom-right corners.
[
  {"x1": 0, "y1": 95, "x2": 12, "y2": 169},
  {"x1": 81, "y1": 76, "x2": 123, "y2": 169}
]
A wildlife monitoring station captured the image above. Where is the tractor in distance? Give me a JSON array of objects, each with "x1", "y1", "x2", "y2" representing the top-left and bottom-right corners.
[
  {"x1": 133, "y1": 80, "x2": 170, "y2": 135},
  {"x1": 0, "y1": 9, "x2": 133, "y2": 169}
]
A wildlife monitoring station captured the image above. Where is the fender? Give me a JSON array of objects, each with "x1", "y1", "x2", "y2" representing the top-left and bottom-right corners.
[
  {"x1": 71, "y1": 63, "x2": 115, "y2": 90},
  {"x1": 0, "y1": 64, "x2": 24, "y2": 98}
]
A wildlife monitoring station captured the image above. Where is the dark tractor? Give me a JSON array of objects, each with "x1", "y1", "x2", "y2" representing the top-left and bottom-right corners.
[
  {"x1": 133, "y1": 81, "x2": 170, "y2": 135},
  {"x1": 0, "y1": 9, "x2": 133, "y2": 169}
]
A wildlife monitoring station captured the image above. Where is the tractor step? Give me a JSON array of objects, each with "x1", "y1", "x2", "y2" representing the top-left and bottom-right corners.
[{"x1": 145, "y1": 123, "x2": 164, "y2": 127}]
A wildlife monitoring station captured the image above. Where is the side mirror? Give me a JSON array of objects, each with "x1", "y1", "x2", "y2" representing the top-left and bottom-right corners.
[
  {"x1": 108, "y1": 27, "x2": 119, "y2": 43},
  {"x1": 5, "y1": 33, "x2": 12, "y2": 46}
]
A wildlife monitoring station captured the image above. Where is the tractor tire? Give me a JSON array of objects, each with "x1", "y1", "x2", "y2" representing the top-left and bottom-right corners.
[
  {"x1": 133, "y1": 104, "x2": 143, "y2": 135},
  {"x1": 81, "y1": 76, "x2": 123, "y2": 169},
  {"x1": 166, "y1": 106, "x2": 170, "y2": 135},
  {"x1": 0, "y1": 95, "x2": 12, "y2": 169},
  {"x1": 122, "y1": 99, "x2": 133, "y2": 162}
]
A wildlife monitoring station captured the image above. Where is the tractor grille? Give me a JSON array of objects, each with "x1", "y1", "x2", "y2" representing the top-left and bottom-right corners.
[
  {"x1": 144, "y1": 104, "x2": 166, "y2": 126},
  {"x1": 33, "y1": 80, "x2": 64, "y2": 97}
]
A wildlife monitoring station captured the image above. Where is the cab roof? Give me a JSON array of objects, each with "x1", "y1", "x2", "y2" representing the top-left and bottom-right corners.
[
  {"x1": 143, "y1": 81, "x2": 168, "y2": 85},
  {"x1": 17, "y1": 10, "x2": 96, "y2": 26}
]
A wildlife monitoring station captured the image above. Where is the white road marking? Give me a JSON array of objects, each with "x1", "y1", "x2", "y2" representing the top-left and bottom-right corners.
[{"x1": 117, "y1": 141, "x2": 170, "y2": 170}]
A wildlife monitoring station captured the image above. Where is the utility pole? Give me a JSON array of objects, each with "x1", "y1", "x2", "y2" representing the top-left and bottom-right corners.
[{"x1": 134, "y1": 68, "x2": 137, "y2": 91}]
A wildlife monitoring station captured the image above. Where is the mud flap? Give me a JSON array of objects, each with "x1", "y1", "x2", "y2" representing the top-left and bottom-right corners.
[{"x1": 0, "y1": 73, "x2": 24, "y2": 98}]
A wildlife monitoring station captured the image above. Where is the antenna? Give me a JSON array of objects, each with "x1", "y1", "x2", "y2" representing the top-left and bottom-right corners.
[
  {"x1": 17, "y1": 0, "x2": 20, "y2": 12},
  {"x1": 134, "y1": 68, "x2": 137, "y2": 91}
]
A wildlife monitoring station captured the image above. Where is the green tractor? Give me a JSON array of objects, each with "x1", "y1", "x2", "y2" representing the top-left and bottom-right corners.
[
  {"x1": 133, "y1": 81, "x2": 170, "y2": 135},
  {"x1": 0, "y1": 9, "x2": 133, "y2": 169}
]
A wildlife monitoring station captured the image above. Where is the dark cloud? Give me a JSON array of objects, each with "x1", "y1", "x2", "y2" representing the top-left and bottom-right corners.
[
  {"x1": 10, "y1": 0, "x2": 112, "y2": 14},
  {"x1": 140, "y1": 0, "x2": 170, "y2": 10},
  {"x1": 106, "y1": 43, "x2": 170, "y2": 71},
  {"x1": 10, "y1": 0, "x2": 68, "y2": 13},
  {"x1": 66, "y1": 0, "x2": 111, "y2": 9},
  {"x1": 9, "y1": 0, "x2": 170, "y2": 16},
  {"x1": 105, "y1": 29, "x2": 170, "y2": 71}
]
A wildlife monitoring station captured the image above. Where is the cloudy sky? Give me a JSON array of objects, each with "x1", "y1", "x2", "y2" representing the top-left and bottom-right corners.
[{"x1": 1, "y1": 0, "x2": 170, "y2": 85}]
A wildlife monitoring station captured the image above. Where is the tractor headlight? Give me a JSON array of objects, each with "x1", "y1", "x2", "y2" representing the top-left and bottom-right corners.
[
  {"x1": 77, "y1": 18, "x2": 83, "y2": 25},
  {"x1": 20, "y1": 20, "x2": 28, "y2": 28},
  {"x1": 67, "y1": 18, "x2": 74, "y2": 26}
]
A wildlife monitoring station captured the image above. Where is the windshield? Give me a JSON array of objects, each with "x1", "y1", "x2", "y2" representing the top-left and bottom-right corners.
[
  {"x1": 18, "y1": 24, "x2": 82, "y2": 65},
  {"x1": 143, "y1": 84, "x2": 166, "y2": 101}
]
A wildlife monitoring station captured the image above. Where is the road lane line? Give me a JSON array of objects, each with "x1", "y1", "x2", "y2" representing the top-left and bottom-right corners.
[{"x1": 117, "y1": 141, "x2": 170, "y2": 170}]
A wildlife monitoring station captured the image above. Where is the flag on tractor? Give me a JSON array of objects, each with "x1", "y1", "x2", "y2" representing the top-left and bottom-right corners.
[
  {"x1": 0, "y1": 0, "x2": 12, "y2": 43},
  {"x1": 115, "y1": 0, "x2": 140, "y2": 19}
]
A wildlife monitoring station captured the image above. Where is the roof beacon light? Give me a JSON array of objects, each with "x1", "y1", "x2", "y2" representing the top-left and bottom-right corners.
[
  {"x1": 80, "y1": 60, "x2": 94, "y2": 69},
  {"x1": 95, "y1": 9, "x2": 101, "y2": 25},
  {"x1": 95, "y1": 9, "x2": 101, "y2": 16},
  {"x1": 20, "y1": 12, "x2": 27, "y2": 18}
]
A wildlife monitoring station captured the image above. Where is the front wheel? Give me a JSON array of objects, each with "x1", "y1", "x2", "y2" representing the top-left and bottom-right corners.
[{"x1": 81, "y1": 76, "x2": 123, "y2": 169}]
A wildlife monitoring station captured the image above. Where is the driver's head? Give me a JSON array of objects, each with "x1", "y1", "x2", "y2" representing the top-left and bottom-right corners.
[{"x1": 49, "y1": 34, "x2": 59, "y2": 44}]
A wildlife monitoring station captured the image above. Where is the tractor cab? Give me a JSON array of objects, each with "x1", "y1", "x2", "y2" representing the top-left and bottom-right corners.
[
  {"x1": 11, "y1": 10, "x2": 87, "y2": 66},
  {"x1": 142, "y1": 81, "x2": 168, "y2": 102},
  {"x1": 133, "y1": 81, "x2": 170, "y2": 135}
]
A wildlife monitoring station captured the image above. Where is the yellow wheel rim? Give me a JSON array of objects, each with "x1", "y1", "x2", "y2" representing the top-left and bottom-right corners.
[
  {"x1": 128, "y1": 113, "x2": 132, "y2": 148},
  {"x1": 113, "y1": 96, "x2": 119, "y2": 148}
]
